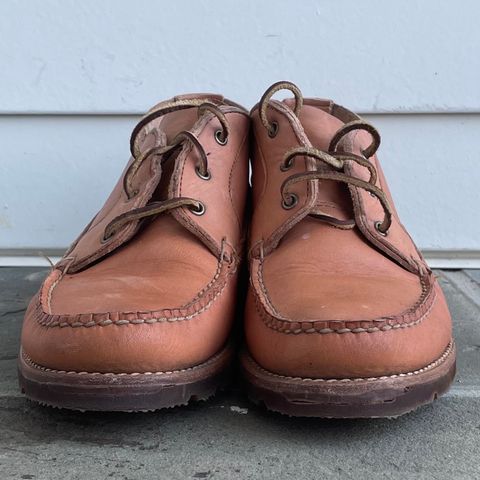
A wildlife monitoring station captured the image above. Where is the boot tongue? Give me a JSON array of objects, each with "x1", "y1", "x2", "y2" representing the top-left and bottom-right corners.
[{"x1": 283, "y1": 99, "x2": 355, "y2": 227}]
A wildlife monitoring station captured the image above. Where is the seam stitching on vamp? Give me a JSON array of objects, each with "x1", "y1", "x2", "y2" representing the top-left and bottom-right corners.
[
  {"x1": 181, "y1": 258, "x2": 224, "y2": 307},
  {"x1": 36, "y1": 263, "x2": 232, "y2": 328},
  {"x1": 246, "y1": 341, "x2": 454, "y2": 382},
  {"x1": 228, "y1": 127, "x2": 248, "y2": 233},
  {"x1": 46, "y1": 274, "x2": 63, "y2": 315},
  {"x1": 22, "y1": 348, "x2": 225, "y2": 376},
  {"x1": 253, "y1": 269, "x2": 437, "y2": 334}
]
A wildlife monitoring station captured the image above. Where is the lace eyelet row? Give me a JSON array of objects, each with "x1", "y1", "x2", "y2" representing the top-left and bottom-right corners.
[
  {"x1": 282, "y1": 193, "x2": 298, "y2": 210},
  {"x1": 194, "y1": 128, "x2": 229, "y2": 181},
  {"x1": 268, "y1": 121, "x2": 279, "y2": 138},
  {"x1": 189, "y1": 202, "x2": 206, "y2": 216},
  {"x1": 195, "y1": 166, "x2": 211, "y2": 180},
  {"x1": 280, "y1": 157, "x2": 293, "y2": 172},
  {"x1": 215, "y1": 128, "x2": 228, "y2": 145},
  {"x1": 375, "y1": 221, "x2": 388, "y2": 236},
  {"x1": 191, "y1": 127, "x2": 227, "y2": 214}
]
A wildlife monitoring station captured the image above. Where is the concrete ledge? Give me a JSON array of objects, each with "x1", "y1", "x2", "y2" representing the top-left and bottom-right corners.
[
  {"x1": 0, "y1": 267, "x2": 479, "y2": 479},
  {"x1": 3, "y1": 250, "x2": 480, "y2": 269}
]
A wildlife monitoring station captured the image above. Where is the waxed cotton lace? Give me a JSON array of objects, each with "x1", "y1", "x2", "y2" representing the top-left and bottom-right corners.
[
  {"x1": 259, "y1": 81, "x2": 392, "y2": 235},
  {"x1": 102, "y1": 101, "x2": 229, "y2": 242}
]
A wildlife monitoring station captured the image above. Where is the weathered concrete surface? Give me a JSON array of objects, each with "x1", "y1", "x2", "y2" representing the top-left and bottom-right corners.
[{"x1": 0, "y1": 268, "x2": 479, "y2": 480}]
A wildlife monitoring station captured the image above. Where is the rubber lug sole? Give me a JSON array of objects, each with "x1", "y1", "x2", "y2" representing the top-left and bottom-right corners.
[
  {"x1": 18, "y1": 344, "x2": 233, "y2": 412},
  {"x1": 240, "y1": 341, "x2": 456, "y2": 418}
]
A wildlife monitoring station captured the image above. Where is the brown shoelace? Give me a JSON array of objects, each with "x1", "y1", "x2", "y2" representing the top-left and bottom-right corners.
[
  {"x1": 260, "y1": 81, "x2": 392, "y2": 235},
  {"x1": 102, "y1": 100, "x2": 229, "y2": 242}
]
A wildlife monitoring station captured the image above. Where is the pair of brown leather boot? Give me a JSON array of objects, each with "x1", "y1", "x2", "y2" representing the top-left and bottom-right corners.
[{"x1": 19, "y1": 82, "x2": 455, "y2": 418}]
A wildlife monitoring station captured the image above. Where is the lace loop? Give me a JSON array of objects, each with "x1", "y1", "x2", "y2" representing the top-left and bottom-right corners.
[
  {"x1": 197, "y1": 102, "x2": 230, "y2": 143},
  {"x1": 124, "y1": 101, "x2": 229, "y2": 198},
  {"x1": 103, "y1": 99, "x2": 231, "y2": 242},
  {"x1": 259, "y1": 81, "x2": 303, "y2": 136},
  {"x1": 172, "y1": 131, "x2": 210, "y2": 178},
  {"x1": 282, "y1": 147, "x2": 343, "y2": 171},
  {"x1": 130, "y1": 99, "x2": 207, "y2": 158},
  {"x1": 328, "y1": 120, "x2": 381, "y2": 159},
  {"x1": 279, "y1": 123, "x2": 391, "y2": 234},
  {"x1": 258, "y1": 83, "x2": 391, "y2": 236},
  {"x1": 333, "y1": 153, "x2": 377, "y2": 185},
  {"x1": 103, "y1": 198, "x2": 202, "y2": 242},
  {"x1": 281, "y1": 171, "x2": 392, "y2": 234}
]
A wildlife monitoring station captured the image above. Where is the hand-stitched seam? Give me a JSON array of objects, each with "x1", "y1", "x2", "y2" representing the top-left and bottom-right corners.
[
  {"x1": 172, "y1": 127, "x2": 223, "y2": 257},
  {"x1": 46, "y1": 274, "x2": 63, "y2": 315},
  {"x1": 373, "y1": 158, "x2": 426, "y2": 267},
  {"x1": 253, "y1": 128, "x2": 269, "y2": 204},
  {"x1": 256, "y1": 258, "x2": 282, "y2": 316},
  {"x1": 35, "y1": 263, "x2": 232, "y2": 329},
  {"x1": 339, "y1": 129, "x2": 414, "y2": 271},
  {"x1": 248, "y1": 239, "x2": 264, "y2": 261},
  {"x1": 257, "y1": 102, "x2": 317, "y2": 256},
  {"x1": 37, "y1": 282, "x2": 227, "y2": 329},
  {"x1": 177, "y1": 130, "x2": 192, "y2": 198},
  {"x1": 22, "y1": 346, "x2": 227, "y2": 377},
  {"x1": 344, "y1": 155, "x2": 418, "y2": 273},
  {"x1": 181, "y1": 255, "x2": 235, "y2": 308},
  {"x1": 409, "y1": 275, "x2": 429, "y2": 311},
  {"x1": 228, "y1": 127, "x2": 248, "y2": 233},
  {"x1": 252, "y1": 271, "x2": 437, "y2": 334},
  {"x1": 348, "y1": 172, "x2": 411, "y2": 269},
  {"x1": 245, "y1": 341, "x2": 454, "y2": 382},
  {"x1": 176, "y1": 204, "x2": 222, "y2": 255}
]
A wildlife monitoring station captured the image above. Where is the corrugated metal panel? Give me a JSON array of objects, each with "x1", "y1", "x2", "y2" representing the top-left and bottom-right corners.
[
  {"x1": 0, "y1": 0, "x2": 479, "y2": 113},
  {"x1": 1, "y1": 114, "x2": 478, "y2": 252},
  {"x1": 0, "y1": 0, "x2": 478, "y2": 260}
]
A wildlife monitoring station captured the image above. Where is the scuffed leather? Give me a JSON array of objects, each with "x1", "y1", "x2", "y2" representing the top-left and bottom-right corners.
[
  {"x1": 21, "y1": 95, "x2": 249, "y2": 374},
  {"x1": 245, "y1": 95, "x2": 453, "y2": 379},
  {"x1": 245, "y1": 282, "x2": 452, "y2": 378}
]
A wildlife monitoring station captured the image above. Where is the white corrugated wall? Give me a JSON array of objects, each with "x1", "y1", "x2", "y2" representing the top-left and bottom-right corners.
[{"x1": 1, "y1": 0, "x2": 479, "y2": 266}]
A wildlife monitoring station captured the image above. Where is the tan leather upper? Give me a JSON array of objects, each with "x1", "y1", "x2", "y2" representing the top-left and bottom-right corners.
[
  {"x1": 245, "y1": 83, "x2": 453, "y2": 379},
  {"x1": 22, "y1": 94, "x2": 249, "y2": 374}
]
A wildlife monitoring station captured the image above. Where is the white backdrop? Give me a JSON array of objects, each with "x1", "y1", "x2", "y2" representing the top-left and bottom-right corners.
[{"x1": 1, "y1": 0, "x2": 479, "y2": 265}]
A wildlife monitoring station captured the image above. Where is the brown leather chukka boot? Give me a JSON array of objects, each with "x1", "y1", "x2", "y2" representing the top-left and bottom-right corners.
[
  {"x1": 241, "y1": 81, "x2": 455, "y2": 418},
  {"x1": 19, "y1": 94, "x2": 250, "y2": 411}
]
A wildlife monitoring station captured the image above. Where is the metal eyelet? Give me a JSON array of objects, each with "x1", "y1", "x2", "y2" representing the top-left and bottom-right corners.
[
  {"x1": 375, "y1": 221, "x2": 388, "y2": 236},
  {"x1": 281, "y1": 193, "x2": 298, "y2": 210},
  {"x1": 189, "y1": 202, "x2": 206, "y2": 216},
  {"x1": 280, "y1": 158, "x2": 294, "y2": 172},
  {"x1": 268, "y1": 121, "x2": 279, "y2": 138},
  {"x1": 214, "y1": 129, "x2": 228, "y2": 145},
  {"x1": 195, "y1": 165, "x2": 211, "y2": 180}
]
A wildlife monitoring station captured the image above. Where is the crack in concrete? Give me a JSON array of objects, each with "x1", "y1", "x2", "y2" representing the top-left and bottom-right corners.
[{"x1": 1, "y1": 308, "x2": 26, "y2": 317}]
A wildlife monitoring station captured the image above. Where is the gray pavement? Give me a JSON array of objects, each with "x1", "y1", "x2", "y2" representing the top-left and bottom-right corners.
[{"x1": 0, "y1": 268, "x2": 479, "y2": 480}]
